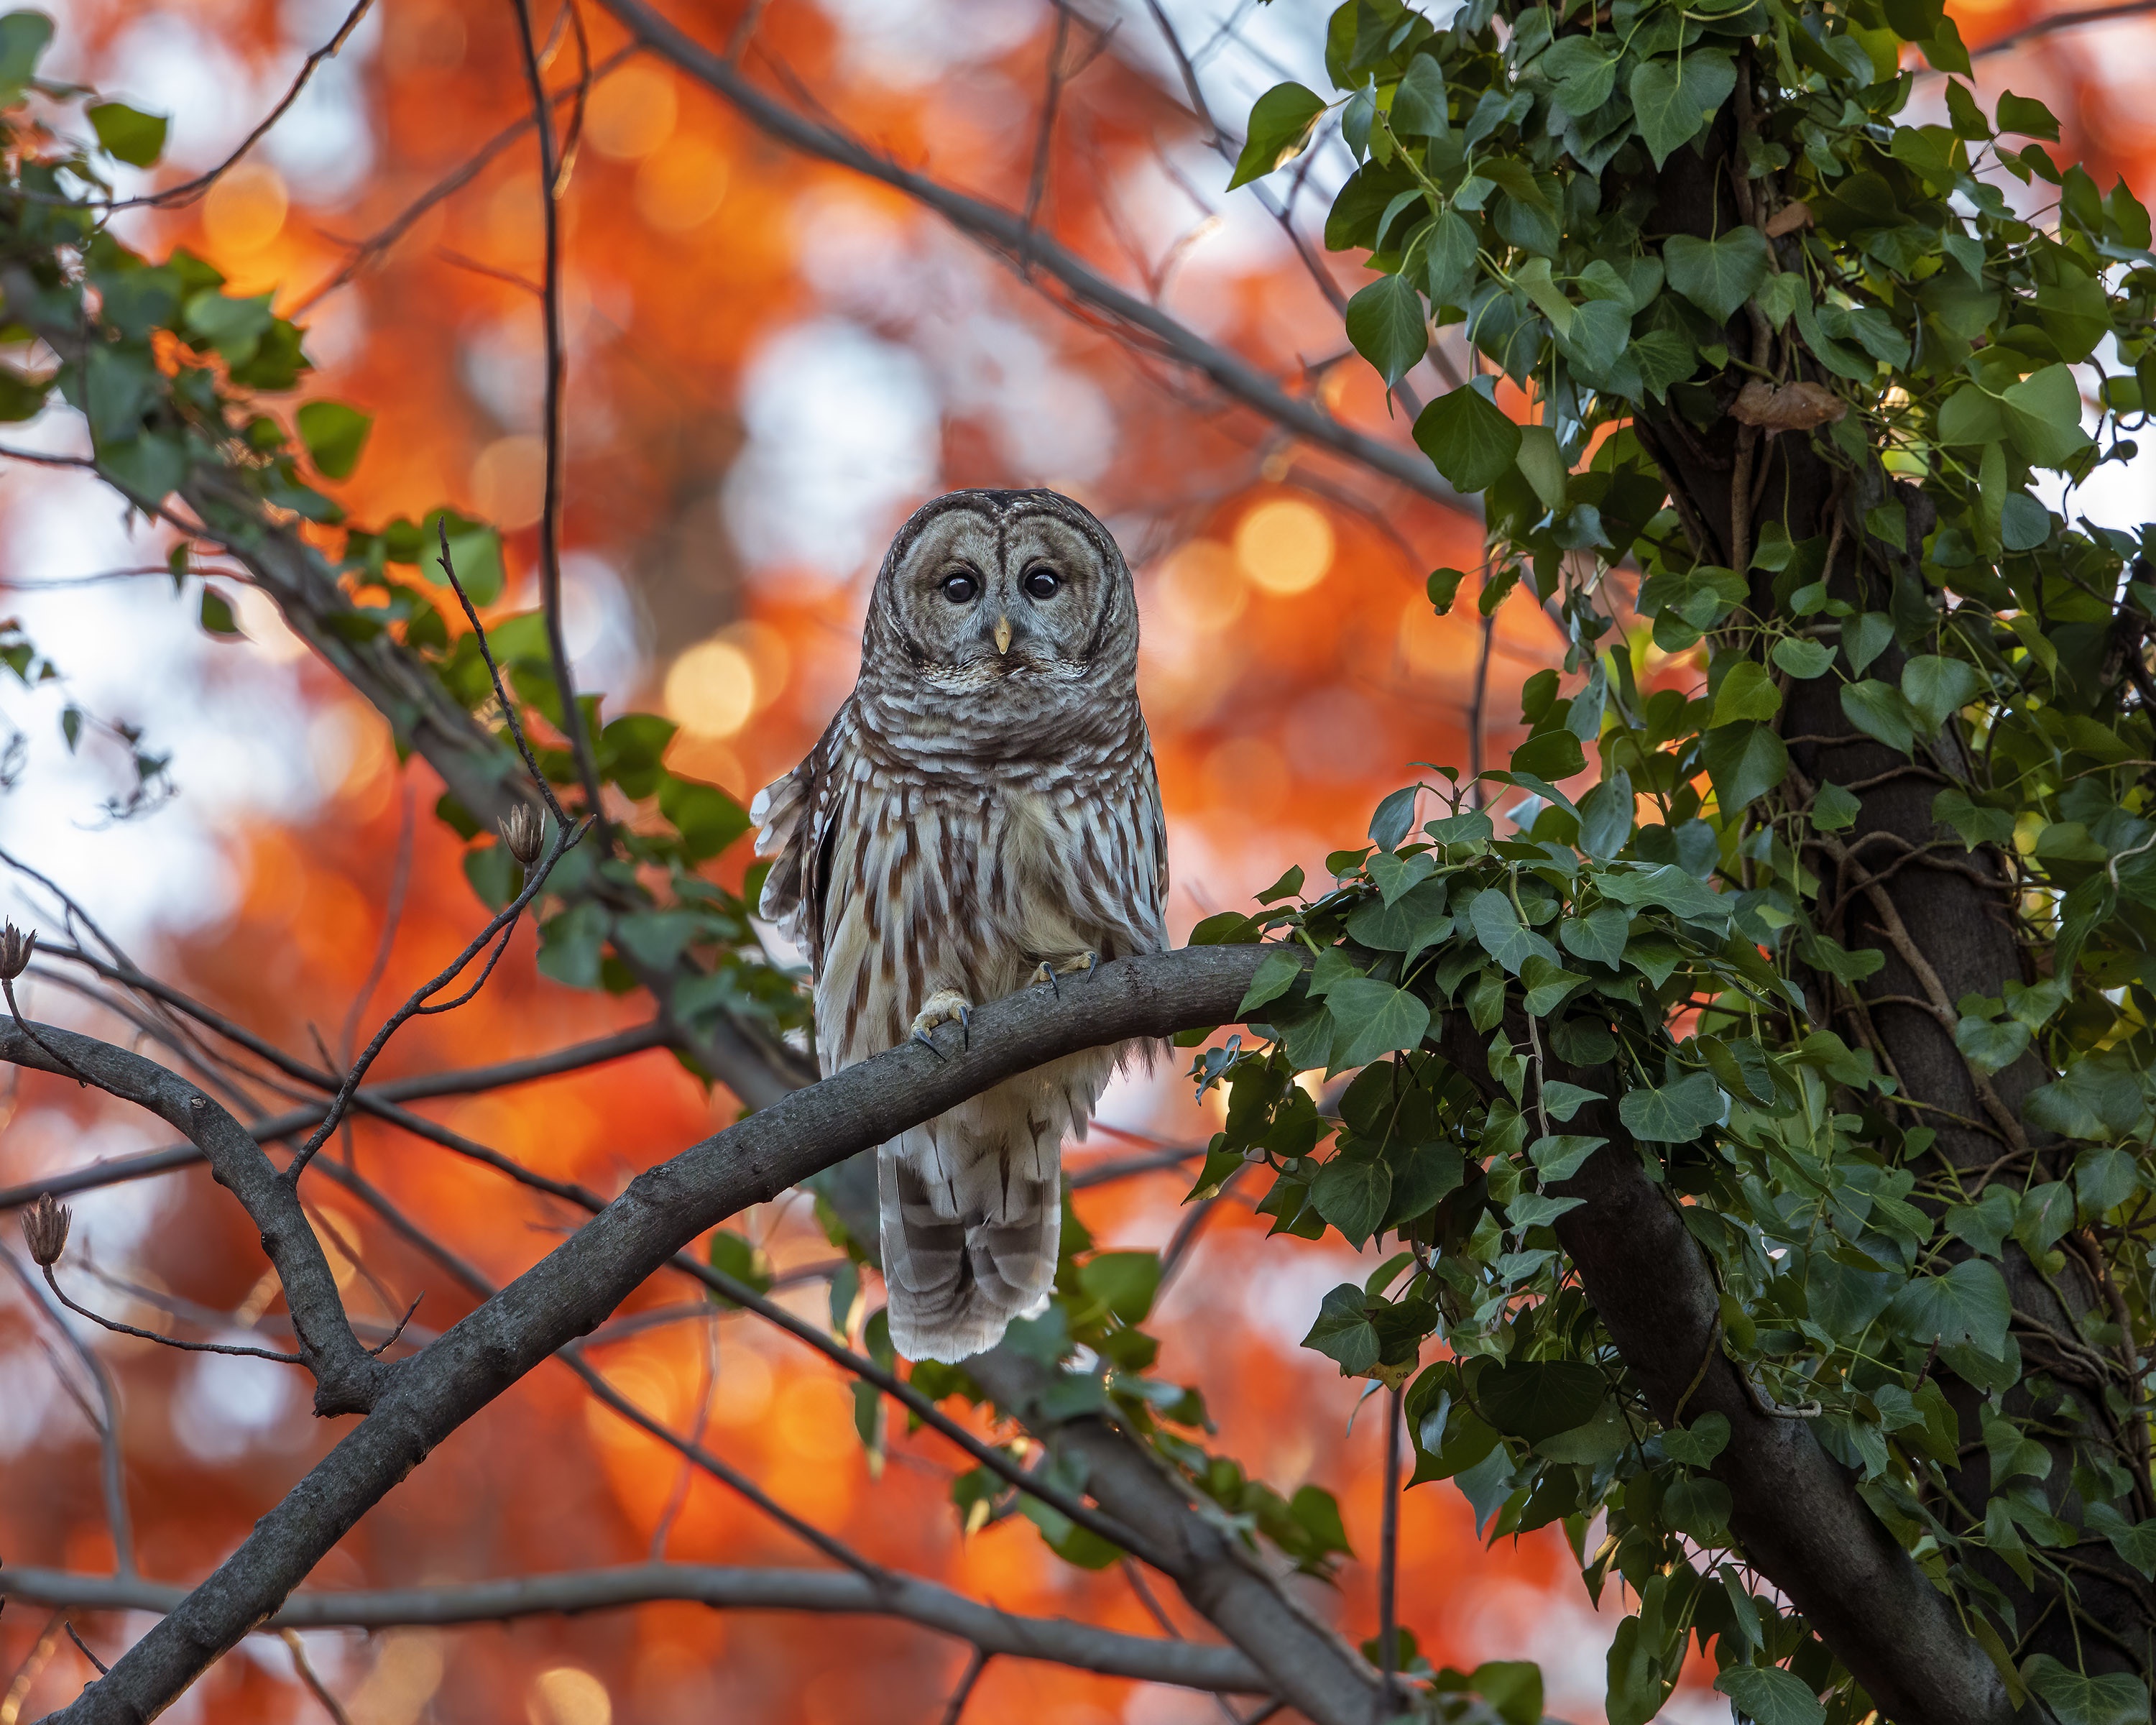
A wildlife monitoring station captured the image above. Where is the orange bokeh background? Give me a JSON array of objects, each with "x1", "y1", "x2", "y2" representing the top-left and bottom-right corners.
[{"x1": 0, "y1": 1, "x2": 2147, "y2": 1720}]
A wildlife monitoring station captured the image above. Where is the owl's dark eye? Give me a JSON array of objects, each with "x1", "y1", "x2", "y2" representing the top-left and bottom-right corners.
[
  {"x1": 941, "y1": 572, "x2": 978, "y2": 604},
  {"x1": 1023, "y1": 566, "x2": 1059, "y2": 600}
]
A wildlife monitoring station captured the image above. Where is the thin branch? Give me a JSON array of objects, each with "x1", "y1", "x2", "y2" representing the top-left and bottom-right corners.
[
  {"x1": 59, "y1": 1627, "x2": 106, "y2": 1678},
  {"x1": 39, "y1": 1262, "x2": 306, "y2": 1364},
  {"x1": 591, "y1": 0, "x2": 1468, "y2": 513},
  {"x1": 939, "y1": 1647, "x2": 992, "y2": 1724},
  {"x1": 279, "y1": 1631, "x2": 353, "y2": 1725},
  {"x1": 289, "y1": 47, "x2": 638, "y2": 315},
  {"x1": 115, "y1": 0, "x2": 375, "y2": 211},
  {"x1": 507, "y1": 0, "x2": 612, "y2": 845},
  {"x1": 0, "y1": 1248, "x2": 134, "y2": 1577},
  {"x1": 1376, "y1": 1384, "x2": 1404, "y2": 1714},
  {"x1": 31, "y1": 947, "x2": 1289, "y2": 1725},
  {"x1": 0, "y1": 1565, "x2": 1269, "y2": 1693},
  {"x1": 338, "y1": 776, "x2": 415, "y2": 1064},
  {"x1": 1971, "y1": 0, "x2": 2156, "y2": 55},
  {"x1": 1021, "y1": 4, "x2": 1073, "y2": 266},
  {"x1": 285, "y1": 815, "x2": 591, "y2": 1180},
  {"x1": 0, "y1": 1021, "x2": 672, "y2": 1211},
  {"x1": 0, "y1": 1020, "x2": 384, "y2": 1414}
]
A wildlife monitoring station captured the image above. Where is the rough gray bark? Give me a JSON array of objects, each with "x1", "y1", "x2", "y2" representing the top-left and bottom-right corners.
[{"x1": 19, "y1": 946, "x2": 1276, "y2": 1725}]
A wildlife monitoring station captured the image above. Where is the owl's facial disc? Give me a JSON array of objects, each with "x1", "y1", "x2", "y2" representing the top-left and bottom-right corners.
[{"x1": 895, "y1": 509, "x2": 1110, "y2": 689}]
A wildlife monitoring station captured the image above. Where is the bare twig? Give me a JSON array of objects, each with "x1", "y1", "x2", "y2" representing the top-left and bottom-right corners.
[
  {"x1": 40, "y1": 1261, "x2": 306, "y2": 1364},
  {"x1": 939, "y1": 1647, "x2": 992, "y2": 1724},
  {"x1": 0, "y1": 1248, "x2": 134, "y2": 1577},
  {"x1": 60, "y1": 1627, "x2": 106, "y2": 1678},
  {"x1": 338, "y1": 776, "x2": 415, "y2": 1064},
  {"x1": 0, "y1": 1018, "x2": 384, "y2": 1414},
  {"x1": 592, "y1": 0, "x2": 1468, "y2": 513},
  {"x1": 507, "y1": 0, "x2": 612, "y2": 846},
  {"x1": 1376, "y1": 1384, "x2": 1403, "y2": 1719},
  {"x1": 1021, "y1": 5, "x2": 1073, "y2": 268},
  {"x1": 117, "y1": 0, "x2": 375, "y2": 211},
  {"x1": 1971, "y1": 0, "x2": 2156, "y2": 55},
  {"x1": 0, "y1": 1021, "x2": 671, "y2": 1211},
  {"x1": 279, "y1": 1630, "x2": 354, "y2": 1725},
  {"x1": 0, "y1": 1564, "x2": 1269, "y2": 1692},
  {"x1": 284, "y1": 814, "x2": 591, "y2": 1180}
]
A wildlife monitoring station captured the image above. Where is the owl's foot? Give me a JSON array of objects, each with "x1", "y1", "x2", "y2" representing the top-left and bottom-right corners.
[
  {"x1": 1028, "y1": 952, "x2": 1100, "y2": 999},
  {"x1": 910, "y1": 990, "x2": 973, "y2": 1058}
]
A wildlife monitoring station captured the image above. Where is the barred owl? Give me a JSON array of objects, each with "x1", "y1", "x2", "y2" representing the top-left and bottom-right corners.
[{"x1": 750, "y1": 489, "x2": 1169, "y2": 1363}]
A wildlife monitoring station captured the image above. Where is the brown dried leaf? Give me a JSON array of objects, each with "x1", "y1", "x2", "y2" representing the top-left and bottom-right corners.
[
  {"x1": 1764, "y1": 201, "x2": 1813, "y2": 239},
  {"x1": 1731, "y1": 379, "x2": 1848, "y2": 433}
]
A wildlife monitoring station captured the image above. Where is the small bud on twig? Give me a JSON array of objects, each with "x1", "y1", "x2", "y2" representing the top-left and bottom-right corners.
[
  {"x1": 0, "y1": 920, "x2": 34, "y2": 981},
  {"x1": 501, "y1": 805, "x2": 545, "y2": 868},
  {"x1": 22, "y1": 1192, "x2": 69, "y2": 1266}
]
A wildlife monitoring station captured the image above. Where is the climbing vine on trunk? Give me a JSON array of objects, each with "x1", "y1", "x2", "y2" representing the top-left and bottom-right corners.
[{"x1": 1211, "y1": 1, "x2": 2156, "y2": 1720}]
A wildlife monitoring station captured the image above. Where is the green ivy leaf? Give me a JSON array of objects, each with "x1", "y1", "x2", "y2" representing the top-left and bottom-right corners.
[
  {"x1": 1312, "y1": 1153, "x2": 1393, "y2": 1247},
  {"x1": 1326, "y1": 976, "x2": 1432, "y2": 1069},
  {"x1": 1078, "y1": 1251, "x2": 1162, "y2": 1323},
  {"x1": 1478, "y1": 1358, "x2": 1606, "y2": 1443},
  {"x1": 1228, "y1": 81, "x2": 1327, "y2": 188},
  {"x1": 1468, "y1": 888, "x2": 1560, "y2": 975},
  {"x1": 1996, "y1": 90, "x2": 2062, "y2": 142},
  {"x1": 1702, "y1": 720, "x2": 1789, "y2": 811},
  {"x1": 1302, "y1": 1283, "x2": 1381, "y2": 1375},
  {"x1": 1771, "y1": 636, "x2": 1835, "y2": 679},
  {"x1": 1559, "y1": 906, "x2": 1628, "y2": 967},
  {"x1": 1391, "y1": 52, "x2": 1449, "y2": 136},
  {"x1": 295, "y1": 400, "x2": 373, "y2": 480},
  {"x1": 1953, "y1": 1012, "x2": 2030, "y2": 1076},
  {"x1": 1663, "y1": 225, "x2": 1772, "y2": 322},
  {"x1": 2021, "y1": 1656, "x2": 2148, "y2": 1725},
  {"x1": 87, "y1": 101, "x2": 169, "y2": 167},
  {"x1": 198, "y1": 587, "x2": 241, "y2": 638},
  {"x1": 1713, "y1": 1666, "x2": 1827, "y2": 1725},
  {"x1": 1840, "y1": 680, "x2": 1917, "y2": 753},
  {"x1": 1711, "y1": 660, "x2": 1782, "y2": 727},
  {"x1": 1630, "y1": 50, "x2": 1738, "y2": 167},
  {"x1": 1886, "y1": 1257, "x2": 2011, "y2": 1358},
  {"x1": 1413, "y1": 382, "x2": 1523, "y2": 493},
  {"x1": 1345, "y1": 272, "x2": 1429, "y2": 389},
  {"x1": 1617, "y1": 1071, "x2": 1723, "y2": 1141}
]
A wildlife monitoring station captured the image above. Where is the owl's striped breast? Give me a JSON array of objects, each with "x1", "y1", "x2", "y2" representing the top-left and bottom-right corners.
[{"x1": 812, "y1": 751, "x2": 1166, "y2": 1077}]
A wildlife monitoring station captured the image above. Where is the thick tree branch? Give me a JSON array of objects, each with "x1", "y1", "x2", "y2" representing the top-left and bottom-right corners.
[
  {"x1": 589, "y1": 0, "x2": 1465, "y2": 514},
  {"x1": 32, "y1": 945, "x2": 1276, "y2": 1725},
  {"x1": 0, "y1": 1021, "x2": 385, "y2": 1417},
  {"x1": 964, "y1": 1347, "x2": 1383, "y2": 1724},
  {"x1": 1424, "y1": 1004, "x2": 2023, "y2": 1724},
  {"x1": 0, "y1": 1564, "x2": 1268, "y2": 1693}
]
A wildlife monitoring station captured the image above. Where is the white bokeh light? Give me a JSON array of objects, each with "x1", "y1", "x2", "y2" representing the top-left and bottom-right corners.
[{"x1": 722, "y1": 318, "x2": 941, "y2": 584}]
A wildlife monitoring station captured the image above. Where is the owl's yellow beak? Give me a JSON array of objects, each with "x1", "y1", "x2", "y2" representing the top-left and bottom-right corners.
[{"x1": 993, "y1": 615, "x2": 1013, "y2": 656}]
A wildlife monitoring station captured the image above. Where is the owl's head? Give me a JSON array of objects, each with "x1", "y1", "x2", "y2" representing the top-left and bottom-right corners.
[{"x1": 860, "y1": 489, "x2": 1138, "y2": 711}]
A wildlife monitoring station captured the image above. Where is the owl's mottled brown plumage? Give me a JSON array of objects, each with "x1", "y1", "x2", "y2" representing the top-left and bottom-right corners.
[{"x1": 752, "y1": 489, "x2": 1168, "y2": 1362}]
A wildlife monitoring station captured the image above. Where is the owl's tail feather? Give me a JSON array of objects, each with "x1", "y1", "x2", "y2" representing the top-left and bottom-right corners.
[{"x1": 879, "y1": 1153, "x2": 1060, "y2": 1363}]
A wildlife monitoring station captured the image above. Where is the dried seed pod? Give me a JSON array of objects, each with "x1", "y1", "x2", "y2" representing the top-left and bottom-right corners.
[
  {"x1": 0, "y1": 921, "x2": 33, "y2": 981},
  {"x1": 1764, "y1": 201, "x2": 1813, "y2": 239},
  {"x1": 500, "y1": 805, "x2": 545, "y2": 868},
  {"x1": 1732, "y1": 379, "x2": 1848, "y2": 433},
  {"x1": 22, "y1": 1192, "x2": 69, "y2": 1266}
]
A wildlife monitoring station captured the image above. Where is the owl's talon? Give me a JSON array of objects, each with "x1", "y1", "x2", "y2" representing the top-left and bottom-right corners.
[
  {"x1": 1030, "y1": 960, "x2": 1061, "y2": 999},
  {"x1": 911, "y1": 1028, "x2": 946, "y2": 1062},
  {"x1": 1082, "y1": 950, "x2": 1100, "y2": 981},
  {"x1": 910, "y1": 989, "x2": 975, "y2": 1052}
]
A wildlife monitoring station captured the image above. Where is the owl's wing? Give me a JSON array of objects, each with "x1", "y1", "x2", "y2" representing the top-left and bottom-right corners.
[{"x1": 749, "y1": 716, "x2": 846, "y2": 965}]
